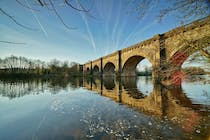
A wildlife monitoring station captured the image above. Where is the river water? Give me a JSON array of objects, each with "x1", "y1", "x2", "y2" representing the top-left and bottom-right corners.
[{"x1": 0, "y1": 76, "x2": 209, "y2": 140}]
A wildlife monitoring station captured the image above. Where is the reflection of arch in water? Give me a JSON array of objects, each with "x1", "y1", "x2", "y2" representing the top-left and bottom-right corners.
[
  {"x1": 82, "y1": 76, "x2": 208, "y2": 135},
  {"x1": 121, "y1": 83, "x2": 202, "y2": 120},
  {"x1": 103, "y1": 77, "x2": 115, "y2": 90},
  {"x1": 181, "y1": 78, "x2": 210, "y2": 106},
  {"x1": 103, "y1": 62, "x2": 115, "y2": 75},
  {"x1": 78, "y1": 77, "x2": 83, "y2": 87},
  {"x1": 85, "y1": 77, "x2": 92, "y2": 88},
  {"x1": 136, "y1": 76, "x2": 153, "y2": 96},
  {"x1": 91, "y1": 78, "x2": 101, "y2": 89},
  {"x1": 122, "y1": 77, "x2": 145, "y2": 99},
  {"x1": 159, "y1": 85, "x2": 206, "y2": 133}
]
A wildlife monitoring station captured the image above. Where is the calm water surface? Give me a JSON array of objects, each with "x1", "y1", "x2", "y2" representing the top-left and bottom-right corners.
[{"x1": 0, "y1": 76, "x2": 209, "y2": 140}]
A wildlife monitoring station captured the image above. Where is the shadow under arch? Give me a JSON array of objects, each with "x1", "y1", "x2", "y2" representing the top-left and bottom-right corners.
[
  {"x1": 93, "y1": 65, "x2": 100, "y2": 75},
  {"x1": 122, "y1": 55, "x2": 152, "y2": 76},
  {"x1": 103, "y1": 62, "x2": 116, "y2": 76}
]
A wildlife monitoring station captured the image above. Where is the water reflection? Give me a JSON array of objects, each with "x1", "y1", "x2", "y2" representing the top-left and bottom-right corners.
[
  {"x1": 0, "y1": 76, "x2": 209, "y2": 139},
  {"x1": 104, "y1": 77, "x2": 115, "y2": 90},
  {"x1": 122, "y1": 77, "x2": 146, "y2": 99},
  {"x1": 83, "y1": 76, "x2": 210, "y2": 139},
  {"x1": 0, "y1": 78, "x2": 82, "y2": 99}
]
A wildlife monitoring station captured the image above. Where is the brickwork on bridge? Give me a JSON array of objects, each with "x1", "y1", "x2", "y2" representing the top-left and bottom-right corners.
[{"x1": 83, "y1": 16, "x2": 210, "y2": 79}]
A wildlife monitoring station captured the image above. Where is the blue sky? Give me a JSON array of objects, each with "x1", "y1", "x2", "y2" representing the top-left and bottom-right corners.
[{"x1": 0, "y1": 0, "x2": 208, "y2": 67}]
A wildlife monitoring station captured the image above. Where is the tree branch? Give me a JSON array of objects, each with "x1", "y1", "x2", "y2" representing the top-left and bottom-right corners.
[
  {"x1": 48, "y1": 0, "x2": 76, "y2": 30},
  {"x1": 37, "y1": 0, "x2": 45, "y2": 6},
  {"x1": 65, "y1": 0, "x2": 88, "y2": 12},
  {"x1": 0, "y1": 8, "x2": 38, "y2": 30},
  {"x1": 16, "y1": 0, "x2": 40, "y2": 11},
  {"x1": 0, "y1": 40, "x2": 26, "y2": 45}
]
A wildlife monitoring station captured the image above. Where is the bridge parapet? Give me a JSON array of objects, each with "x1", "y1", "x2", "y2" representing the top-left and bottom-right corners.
[
  {"x1": 119, "y1": 15, "x2": 210, "y2": 55},
  {"x1": 102, "y1": 51, "x2": 118, "y2": 60},
  {"x1": 164, "y1": 16, "x2": 210, "y2": 62},
  {"x1": 92, "y1": 58, "x2": 101, "y2": 64},
  {"x1": 164, "y1": 16, "x2": 210, "y2": 38},
  {"x1": 121, "y1": 36, "x2": 160, "y2": 53}
]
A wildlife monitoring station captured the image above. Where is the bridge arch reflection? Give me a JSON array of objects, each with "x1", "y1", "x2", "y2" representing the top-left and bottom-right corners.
[
  {"x1": 122, "y1": 76, "x2": 146, "y2": 99},
  {"x1": 103, "y1": 77, "x2": 115, "y2": 90},
  {"x1": 82, "y1": 76, "x2": 208, "y2": 134}
]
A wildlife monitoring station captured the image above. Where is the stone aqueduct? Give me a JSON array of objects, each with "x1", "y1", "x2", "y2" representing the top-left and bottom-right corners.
[{"x1": 83, "y1": 16, "x2": 210, "y2": 78}]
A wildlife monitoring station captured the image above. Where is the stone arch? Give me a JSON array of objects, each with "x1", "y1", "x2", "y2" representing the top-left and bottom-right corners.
[
  {"x1": 103, "y1": 62, "x2": 116, "y2": 75},
  {"x1": 122, "y1": 55, "x2": 153, "y2": 76},
  {"x1": 93, "y1": 65, "x2": 100, "y2": 75},
  {"x1": 169, "y1": 44, "x2": 209, "y2": 69},
  {"x1": 168, "y1": 46, "x2": 191, "y2": 69},
  {"x1": 166, "y1": 44, "x2": 209, "y2": 86}
]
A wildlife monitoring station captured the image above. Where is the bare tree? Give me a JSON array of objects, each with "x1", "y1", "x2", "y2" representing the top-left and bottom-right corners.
[
  {"x1": 0, "y1": 0, "x2": 91, "y2": 44},
  {"x1": 157, "y1": 0, "x2": 210, "y2": 23},
  {"x1": 0, "y1": 0, "x2": 89, "y2": 31}
]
